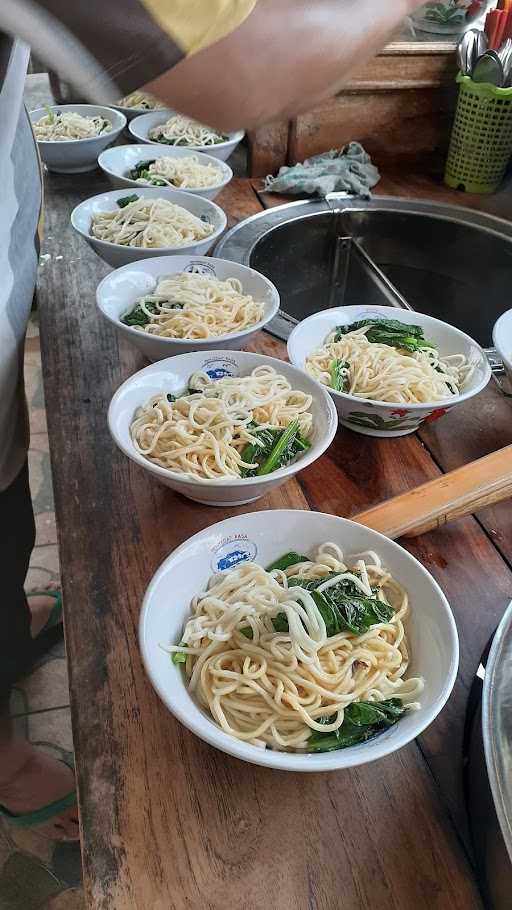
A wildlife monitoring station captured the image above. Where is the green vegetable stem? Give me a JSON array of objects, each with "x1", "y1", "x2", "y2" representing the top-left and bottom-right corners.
[
  {"x1": 329, "y1": 359, "x2": 349, "y2": 392},
  {"x1": 240, "y1": 420, "x2": 311, "y2": 478}
]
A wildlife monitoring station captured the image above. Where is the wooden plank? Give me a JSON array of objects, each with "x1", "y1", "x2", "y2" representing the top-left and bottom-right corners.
[
  {"x1": 36, "y1": 170, "x2": 488, "y2": 908},
  {"x1": 247, "y1": 121, "x2": 290, "y2": 178},
  {"x1": 288, "y1": 88, "x2": 456, "y2": 168},
  {"x1": 246, "y1": 44, "x2": 458, "y2": 177},
  {"x1": 351, "y1": 445, "x2": 512, "y2": 539},
  {"x1": 344, "y1": 48, "x2": 457, "y2": 90},
  {"x1": 419, "y1": 383, "x2": 512, "y2": 568}
]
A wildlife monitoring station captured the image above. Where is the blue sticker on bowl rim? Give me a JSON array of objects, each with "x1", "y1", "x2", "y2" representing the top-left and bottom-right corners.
[
  {"x1": 200, "y1": 355, "x2": 240, "y2": 381},
  {"x1": 211, "y1": 534, "x2": 258, "y2": 573},
  {"x1": 184, "y1": 260, "x2": 217, "y2": 276}
]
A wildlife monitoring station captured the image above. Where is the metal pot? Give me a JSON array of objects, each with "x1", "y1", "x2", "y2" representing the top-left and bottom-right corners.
[{"x1": 465, "y1": 601, "x2": 512, "y2": 908}]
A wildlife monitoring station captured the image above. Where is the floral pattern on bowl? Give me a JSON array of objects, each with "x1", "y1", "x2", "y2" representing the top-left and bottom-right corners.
[{"x1": 342, "y1": 406, "x2": 452, "y2": 437}]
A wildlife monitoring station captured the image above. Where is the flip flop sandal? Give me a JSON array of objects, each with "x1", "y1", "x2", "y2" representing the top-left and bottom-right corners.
[
  {"x1": 0, "y1": 760, "x2": 77, "y2": 832},
  {"x1": 29, "y1": 589, "x2": 63, "y2": 637}
]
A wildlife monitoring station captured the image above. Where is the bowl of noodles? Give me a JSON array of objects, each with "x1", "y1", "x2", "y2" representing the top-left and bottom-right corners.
[
  {"x1": 493, "y1": 308, "x2": 512, "y2": 385},
  {"x1": 288, "y1": 305, "x2": 491, "y2": 437},
  {"x1": 30, "y1": 104, "x2": 126, "y2": 173},
  {"x1": 139, "y1": 509, "x2": 459, "y2": 770},
  {"x1": 70, "y1": 187, "x2": 227, "y2": 267},
  {"x1": 108, "y1": 92, "x2": 167, "y2": 121},
  {"x1": 108, "y1": 350, "x2": 338, "y2": 506},
  {"x1": 97, "y1": 144, "x2": 233, "y2": 200},
  {"x1": 129, "y1": 111, "x2": 244, "y2": 162},
  {"x1": 96, "y1": 255, "x2": 280, "y2": 360}
]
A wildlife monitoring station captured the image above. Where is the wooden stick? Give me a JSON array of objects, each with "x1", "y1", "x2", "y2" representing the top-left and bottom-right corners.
[{"x1": 353, "y1": 445, "x2": 512, "y2": 540}]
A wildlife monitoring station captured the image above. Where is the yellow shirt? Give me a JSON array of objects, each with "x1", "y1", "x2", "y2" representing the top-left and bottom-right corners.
[{"x1": 142, "y1": 0, "x2": 257, "y2": 55}]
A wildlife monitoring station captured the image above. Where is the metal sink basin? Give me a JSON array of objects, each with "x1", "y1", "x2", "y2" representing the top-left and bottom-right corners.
[{"x1": 214, "y1": 196, "x2": 512, "y2": 348}]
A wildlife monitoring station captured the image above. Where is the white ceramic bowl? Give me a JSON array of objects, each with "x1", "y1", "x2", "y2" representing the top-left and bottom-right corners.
[
  {"x1": 30, "y1": 104, "x2": 126, "y2": 173},
  {"x1": 97, "y1": 144, "x2": 233, "y2": 200},
  {"x1": 493, "y1": 308, "x2": 512, "y2": 382},
  {"x1": 107, "y1": 103, "x2": 167, "y2": 123},
  {"x1": 96, "y1": 255, "x2": 280, "y2": 361},
  {"x1": 288, "y1": 305, "x2": 491, "y2": 437},
  {"x1": 108, "y1": 350, "x2": 338, "y2": 506},
  {"x1": 140, "y1": 509, "x2": 459, "y2": 771},
  {"x1": 70, "y1": 186, "x2": 227, "y2": 268},
  {"x1": 129, "y1": 111, "x2": 244, "y2": 162}
]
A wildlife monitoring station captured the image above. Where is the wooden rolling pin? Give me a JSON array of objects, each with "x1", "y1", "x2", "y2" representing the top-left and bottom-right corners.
[{"x1": 352, "y1": 445, "x2": 512, "y2": 540}]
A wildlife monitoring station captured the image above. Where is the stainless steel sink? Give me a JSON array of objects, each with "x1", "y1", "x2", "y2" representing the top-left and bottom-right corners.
[{"x1": 214, "y1": 196, "x2": 512, "y2": 349}]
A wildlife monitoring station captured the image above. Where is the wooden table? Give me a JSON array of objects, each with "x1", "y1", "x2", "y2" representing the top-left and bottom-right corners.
[{"x1": 34, "y1": 101, "x2": 512, "y2": 908}]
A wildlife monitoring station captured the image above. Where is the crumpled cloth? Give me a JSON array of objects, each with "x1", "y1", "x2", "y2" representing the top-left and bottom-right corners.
[{"x1": 264, "y1": 142, "x2": 380, "y2": 199}]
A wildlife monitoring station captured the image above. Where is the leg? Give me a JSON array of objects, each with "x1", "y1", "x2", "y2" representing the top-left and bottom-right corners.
[
  {"x1": 0, "y1": 462, "x2": 79, "y2": 840},
  {"x1": 0, "y1": 460, "x2": 34, "y2": 698}
]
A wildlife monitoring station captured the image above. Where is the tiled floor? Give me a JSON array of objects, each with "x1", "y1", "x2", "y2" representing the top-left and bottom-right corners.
[{"x1": 0, "y1": 312, "x2": 85, "y2": 909}]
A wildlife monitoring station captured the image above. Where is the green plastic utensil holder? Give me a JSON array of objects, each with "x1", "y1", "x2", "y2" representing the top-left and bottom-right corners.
[{"x1": 445, "y1": 74, "x2": 512, "y2": 194}]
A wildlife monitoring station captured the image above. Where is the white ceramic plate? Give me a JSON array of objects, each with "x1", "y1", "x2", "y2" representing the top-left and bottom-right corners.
[
  {"x1": 493, "y1": 308, "x2": 512, "y2": 381},
  {"x1": 140, "y1": 509, "x2": 459, "y2": 771},
  {"x1": 29, "y1": 104, "x2": 126, "y2": 173},
  {"x1": 96, "y1": 255, "x2": 280, "y2": 360},
  {"x1": 129, "y1": 110, "x2": 244, "y2": 162},
  {"x1": 70, "y1": 186, "x2": 227, "y2": 268},
  {"x1": 98, "y1": 144, "x2": 233, "y2": 200},
  {"x1": 288, "y1": 305, "x2": 491, "y2": 437},
  {"x1": 108, "y1": 350, "x2": 338, "y2": 505}
]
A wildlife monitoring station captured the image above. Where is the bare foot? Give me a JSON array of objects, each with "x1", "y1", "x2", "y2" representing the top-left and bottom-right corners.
[
  {"x1": 0, "y1": 745, "x2": 79, "y2": 841},
  {"x1": 27, "y1": 581, "x2": 61, "y2": 637}
]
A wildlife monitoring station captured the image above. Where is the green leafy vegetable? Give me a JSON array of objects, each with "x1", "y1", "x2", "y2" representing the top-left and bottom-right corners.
[
  {"x1": 117, "y1": 193, "x2": 139, "y2": 209},
  {"x1": 266, "y1": 552, "x2": 310, "y2": 573},
  {"x1": 44, "y1": 104, "x2": 56, "y2": 124},
  {"x1": 121, "y1": 301, "x2": 157, "y2": 327},
  {"x1": 129, "y1": 160, "x2": 156, "y2": 180},
  {"x1": 307, "y1": 698, "x2": 406, "y2": 752},
  {"x1": 334, "y1": 318, "x2": 436, "y2": 353},
  {"x1": 272, "y1": 575, "x2": 394, "y2": 637},
  {"x1": 272, "y1": 613, "x2": 290, "y2": 634},
  {"x1": 171, "y1": 650, "x2": 188, "y2": 664},
  {"x1": 240, "y1": 420, "x2": 311, "y2": 478},
  {"x1": 240, "y1": 627, "x2": 253, "y2": 639},
  {"x1": 330, "y1": 359, "x2": 349, "y2": 392}
]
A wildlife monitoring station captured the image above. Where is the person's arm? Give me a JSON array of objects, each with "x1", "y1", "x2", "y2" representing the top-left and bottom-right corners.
[
  {"x1": 147, "y1": 0, "x2": 421, "y2": 131},
  {"x1": 2, "y1": 0, "x2": 421, "y2": 131}
]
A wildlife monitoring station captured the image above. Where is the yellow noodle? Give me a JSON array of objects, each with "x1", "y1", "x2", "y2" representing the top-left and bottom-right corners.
[
  {"x1": 125, "y1": 272, "x2": 264, "y2": 339},
  {"x1": 165, "y1": 543, "x2": 424, "y2": 751},
  {"x1": 91, "y1": 197, "x2": 214, "y2": 248},
  {"x1": 306, "y1": 326, "x2": 474, "y2": 404},
  {"x1": 134, "y1": 155, "x2": 223, "y2": 189},
  {"x1": 130, "y1": 365, "x2": 313, "y2": 480}
]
